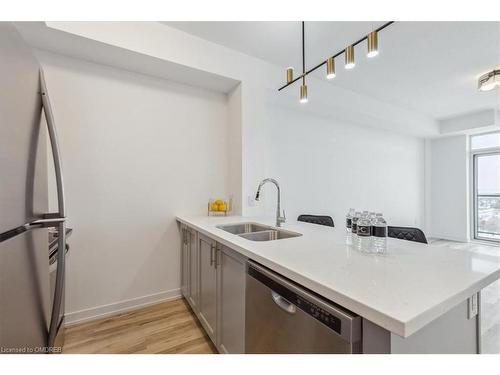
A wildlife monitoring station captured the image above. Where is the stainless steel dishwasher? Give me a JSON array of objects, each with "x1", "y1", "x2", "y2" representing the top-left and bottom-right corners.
[{"x1": 245, "y1": 261, "x2": 362, "y2": 353}]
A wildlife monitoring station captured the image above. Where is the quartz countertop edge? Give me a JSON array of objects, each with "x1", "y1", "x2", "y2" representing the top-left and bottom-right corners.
[{"x1": 176, "y1": 215, "x2": 500, "y2": 338}]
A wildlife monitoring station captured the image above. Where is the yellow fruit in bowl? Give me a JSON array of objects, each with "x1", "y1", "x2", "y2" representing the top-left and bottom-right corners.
[
  {"x1": 218, "y1": 203, "x2": 227, "y2": 212},
  {"x1": 210, "y1": 202, "x2": 219, "y2": 211}
]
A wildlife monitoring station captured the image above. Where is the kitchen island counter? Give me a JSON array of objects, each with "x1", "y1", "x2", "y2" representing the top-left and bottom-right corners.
[{"x1": 176, "y1": 215, "x2": 500, "y2": 340}]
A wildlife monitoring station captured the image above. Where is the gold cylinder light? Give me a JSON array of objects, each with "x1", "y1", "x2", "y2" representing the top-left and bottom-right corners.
[
  {"x1": 299, "y1": 83, "x2": 308, "y2": 103},
  {"x1": 367, "y1": 31, "x2": 379, "y2": 58},
  {"x1": 286, "y1": 67, "x2": 294, "y2": 83},
  {"x1": 326, "y1": 57, "x2": 336, "y2": 79},
  {"x1": 345, "y1": 45, "x2": 355, "y2": 69}
]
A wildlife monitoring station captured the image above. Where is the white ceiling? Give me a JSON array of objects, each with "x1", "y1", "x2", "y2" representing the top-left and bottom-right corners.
[{"x1": 164, "y1": 21, "x2": 500, "y2": 120}]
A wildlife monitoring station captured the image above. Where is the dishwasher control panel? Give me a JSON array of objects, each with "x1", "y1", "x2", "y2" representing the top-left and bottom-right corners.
[{"x1": 295, "y1": 296, "x2": 341, "y2": 334}]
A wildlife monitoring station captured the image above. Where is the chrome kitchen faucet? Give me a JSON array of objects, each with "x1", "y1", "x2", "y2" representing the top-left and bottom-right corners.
[{"x1": 255, "y1": 178, "x2": 286, "y2": 227}]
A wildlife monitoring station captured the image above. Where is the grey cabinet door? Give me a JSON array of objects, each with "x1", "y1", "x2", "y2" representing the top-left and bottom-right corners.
[
  {"x1": 180, "y1": 225, "x2": 189, "y2": 298},
  {"x1": 217, "y1": 244, "x2": 246, "y2": 354},
  {"x1": 187, "y1": 228, "x2": 198, "y2": 311},
  {"x1": 198, "y1": 233, "x2": 217, "y2": 342}
]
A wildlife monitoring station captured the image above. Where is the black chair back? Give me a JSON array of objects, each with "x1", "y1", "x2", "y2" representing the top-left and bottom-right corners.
[
  {"x1": 297, "y1": 215, "x2": 334, "y2": 227},
  {"x1": 388, "y1": 226, "x2": 428, "y2": 244}
]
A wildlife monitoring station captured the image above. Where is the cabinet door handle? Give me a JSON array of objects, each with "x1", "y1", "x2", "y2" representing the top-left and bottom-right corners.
[
  {"x1": 216, "y1": 248, "x2": 221, "y2": 268},
  {"x1": 182, "y1": 228, "x2": 188, "y2": 245},
  {"x1": 210, "y1": 244, "x2": 215, "y2": 266}
]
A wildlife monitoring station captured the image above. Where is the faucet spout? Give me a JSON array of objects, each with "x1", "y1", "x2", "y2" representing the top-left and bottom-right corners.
[{"x1": 255, "y1": 178, "x2": 286, "y2": 227}]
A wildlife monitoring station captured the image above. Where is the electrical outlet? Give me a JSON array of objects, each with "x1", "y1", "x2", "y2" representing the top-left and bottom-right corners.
[
  {"x1": 468, "y1": 293, "x2": 478, "y2": 319},
  {"x1": 248, "y1": 195, "x2": 256, "y2": 207}
]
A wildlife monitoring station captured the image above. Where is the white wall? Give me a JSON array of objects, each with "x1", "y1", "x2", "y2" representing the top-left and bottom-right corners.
[
  {"x1": 262, "y1": 105, "x2": 426, "y2": 228},
  {"x1": 227, "y1": 85, "x2": 243, "y2": 215},
  {"x1": 22, "y1": 21, "x2": 438, "y2": 217},
  {"x1": 427, "y1": 135, "x2": 470, "y2": 242},
  {"x1": 37, "y1": 51, "x2": 230, "y2": 323}
]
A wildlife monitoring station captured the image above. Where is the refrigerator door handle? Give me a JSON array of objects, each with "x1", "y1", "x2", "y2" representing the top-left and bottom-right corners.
[
  {"x1": 40, "y1": 69, "x2": 67, "y2": 348},
  {"x1": 40, "y1": 68, "x2": 65, "y2": 219}
]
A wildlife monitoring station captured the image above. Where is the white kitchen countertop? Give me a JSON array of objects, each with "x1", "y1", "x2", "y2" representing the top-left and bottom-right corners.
[{"x1": 176, "y1": 215, "x2": 500, "y2": 338}]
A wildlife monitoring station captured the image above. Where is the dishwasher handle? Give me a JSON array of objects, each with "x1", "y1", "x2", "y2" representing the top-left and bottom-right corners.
[{"x1": 272, "y1": 291, "x2": 296, "y2": 314}]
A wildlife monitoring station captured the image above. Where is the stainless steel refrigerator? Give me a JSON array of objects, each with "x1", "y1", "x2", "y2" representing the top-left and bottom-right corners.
[{"x1": 0, "y1": 22, "x2": 67, "y2": 353}]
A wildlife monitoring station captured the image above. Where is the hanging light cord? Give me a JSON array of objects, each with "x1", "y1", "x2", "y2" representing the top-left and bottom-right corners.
[
  {"x1": 280, "y1": 21, "x2": 395, "y2": 91},
  {"x1": 302, "y1": 21, "x2": 306, "y2": 85}
]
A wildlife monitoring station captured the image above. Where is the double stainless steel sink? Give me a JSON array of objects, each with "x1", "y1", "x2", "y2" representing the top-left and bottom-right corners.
[{"x1": 216, "y1": 222, "x2": 302, "y2": 242}]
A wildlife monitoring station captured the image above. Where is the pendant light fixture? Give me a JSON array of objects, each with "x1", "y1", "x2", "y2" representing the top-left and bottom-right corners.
[
  {"x1": 367, "y1": 31, "x2": 379, "y2": 58},
  {"x1": 299, "y1": 84, "x2": 308, "y2": 103},
  {"x1": 478, "y1": 70, "x2": 500, "y2": 92},
  {"x1": 279, "y1": 22, "x2": 394, "y2": 102},
  {"x1": 345, "y1": 45, "x2": 355, "y2": 69},
  {"x1": 299, "y1": 22, "x2": 308, "y2": 103},
  {"x1": 326, "y1": 57, "x2": 336, "y2": 79}
]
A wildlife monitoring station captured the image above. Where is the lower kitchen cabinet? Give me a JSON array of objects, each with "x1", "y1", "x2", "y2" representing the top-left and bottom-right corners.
[
  {"x1": 180, "y1": 225, "x2": 199, "y2": 312},
  {"x1": 180, "y1": 224, "x2": 189, "y2": 298},
  {"x1": 180, "y1": 224, "x2": 247, "y2": 353},
  {"x1": 187, "y1": 227, "x2": 198, "y2": 310},
  {"x1": 198, "y1": 232, "x2": 218, "y2": 342},
  {"x1": 216, "y1": 244, "x2": 246, "y2": 354}
]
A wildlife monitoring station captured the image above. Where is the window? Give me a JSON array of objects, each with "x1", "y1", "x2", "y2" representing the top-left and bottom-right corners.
[
  {"x1": 472, "y1": 132, "x2": 500, "y2": 243},
  {"x1": 471, "y1": 132, "x2": 500, "y2": 151}
]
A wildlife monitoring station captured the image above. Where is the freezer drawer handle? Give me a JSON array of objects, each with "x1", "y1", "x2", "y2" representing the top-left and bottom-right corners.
[
  {"x1": 28, "y1": 215, "x2": 66, "y2": 228},
  {"x1": 271, "y1": 291, "x2": 296, "y2": 314}
]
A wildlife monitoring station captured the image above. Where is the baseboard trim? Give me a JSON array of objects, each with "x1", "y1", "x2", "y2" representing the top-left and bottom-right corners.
[{"x1": 65, "y1": 288, "x2": 182, "y2": 326}]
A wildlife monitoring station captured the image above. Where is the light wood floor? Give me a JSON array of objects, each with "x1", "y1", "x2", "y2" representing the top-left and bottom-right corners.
[{"x1": 63, "y1": 298, "x2": 217, "y2": 354}]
